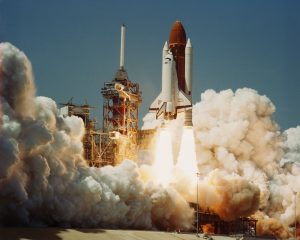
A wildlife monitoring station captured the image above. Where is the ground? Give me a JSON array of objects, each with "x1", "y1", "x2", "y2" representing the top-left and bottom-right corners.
[
  {"x1": 0, "y1": 228, "x2": 233, "y2": 240},
  {"x1": 0, "y1": 228, "x2": 273, "y2": 240}
]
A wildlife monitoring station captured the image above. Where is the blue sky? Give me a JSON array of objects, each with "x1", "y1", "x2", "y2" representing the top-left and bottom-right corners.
[{"x1": 1, "y1": 0, "x2": 299, "y2": 130}]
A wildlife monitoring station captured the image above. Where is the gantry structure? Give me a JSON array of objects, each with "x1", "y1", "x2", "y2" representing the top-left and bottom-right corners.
[
  {"x1": 100, "y1": 24, "x2": 142, "y2": 165},
  {"x1": 59, "y1": 100, "x2": 106, "y2": 167},
  {"x1": 101, "y1": 66, "x2": 142, "y2": 165},
  {"x1": 189, "y1": 203, "x2": 257, "y2": 236}
]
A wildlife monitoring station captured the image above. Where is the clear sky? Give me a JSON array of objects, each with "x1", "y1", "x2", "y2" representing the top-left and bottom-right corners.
[{"x1": 1, "y1": 0, "x2": 299, "y2": 130}]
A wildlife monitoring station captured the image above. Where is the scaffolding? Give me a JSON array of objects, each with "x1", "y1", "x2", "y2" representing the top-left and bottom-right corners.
[
  {"x1": 189, "y1": 203, "x2": 257, "y2": 236},
  {"x1": 59, "y1": 100, "x2": 116, "y2": 167},
  {"x1": 101, "y1": 67, "x2": 142, "y2": 165}
]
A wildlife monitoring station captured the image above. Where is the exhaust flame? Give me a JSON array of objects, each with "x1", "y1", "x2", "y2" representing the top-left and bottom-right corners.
[
  {"x1": 153, "y1": 128, "x2": 174, "y2": 186},
  {"x1": 176, "y1": 127, "x2": 198, "y2": 180},
  {"x1": 202, "y1": 223, "x2": 215, "y2": 234}
]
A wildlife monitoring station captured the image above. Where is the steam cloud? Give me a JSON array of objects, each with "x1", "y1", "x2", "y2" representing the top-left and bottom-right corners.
[
  {"x1": 0, "y1": 43, "x2": 193, "y2": 229},
  {"x1": 1, "y1": 42, "x2": 300, "y2": 238},
  {"x1": 143, "y1": 84, "x2": 300, "y2": 237},
  {"x1": 191, "y1": 89, "x2": 299, "y2": 238}
]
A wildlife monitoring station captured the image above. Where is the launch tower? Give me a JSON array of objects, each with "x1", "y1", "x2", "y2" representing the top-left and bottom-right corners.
[{"x1": 101, "y1": 25, "x2": 142, "y2": 165}]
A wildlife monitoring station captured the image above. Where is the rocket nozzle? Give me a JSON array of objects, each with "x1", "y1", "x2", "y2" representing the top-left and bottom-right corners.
[{"x1": 184, "y1": 108, "x2": 193, "y2": 127}]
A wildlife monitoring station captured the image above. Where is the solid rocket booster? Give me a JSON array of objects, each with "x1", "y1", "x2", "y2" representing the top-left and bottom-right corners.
[
  {"x1": 185, "y1": 39, "x2": 192, "y2": 96},
  {"x1": 149, "y1": 21, "x2": 193, "y2": 126},
  {"x1": 184, "y1": 38, "x2": 193, "y2": 127}
]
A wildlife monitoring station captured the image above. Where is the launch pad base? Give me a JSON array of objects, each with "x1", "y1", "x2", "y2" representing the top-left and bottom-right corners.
[{"x1": 0, "y1": 228, "x2": 274, "y2": 240}]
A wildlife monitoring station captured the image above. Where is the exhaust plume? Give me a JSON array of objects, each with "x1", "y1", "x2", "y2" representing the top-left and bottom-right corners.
[{"x1": 143, "y1": 88, "x2": 300, "y2": 238}]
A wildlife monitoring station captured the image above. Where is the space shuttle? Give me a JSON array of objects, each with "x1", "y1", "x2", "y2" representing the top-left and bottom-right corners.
[{"x1": 149, "y1": 21, "x2": 193, "y2": 127}]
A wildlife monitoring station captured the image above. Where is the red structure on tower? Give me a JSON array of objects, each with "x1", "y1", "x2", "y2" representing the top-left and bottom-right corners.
[{"x1": 101, "y1": 24, "x2": 142, "y2": 165}]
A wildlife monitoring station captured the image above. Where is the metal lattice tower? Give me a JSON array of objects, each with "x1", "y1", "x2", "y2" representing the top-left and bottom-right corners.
[
  {"x1": 100, "y1": 24, "x2": 142, "y2": 165},
  {"x1": 101, "y1": 69, "x2": 141, "y2": 164},
  {"x1": 59, "y1": 100, "x2": 105, "y2": 167}
]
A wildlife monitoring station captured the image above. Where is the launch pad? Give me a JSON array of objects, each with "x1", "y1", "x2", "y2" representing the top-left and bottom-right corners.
[
  {"x1": 189, "y1": 203, "x2": 257, "y2": 236},
  {"x1": 59, "y1": 21, "x2": 259, "y2": 237}
]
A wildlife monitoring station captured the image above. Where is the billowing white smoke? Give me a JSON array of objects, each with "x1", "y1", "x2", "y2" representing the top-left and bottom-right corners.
[
  {"x1": 2, "y1": 42, "x2": 300, "y2": 238},
  {"x1": 143, "y1": 88, "x2": 300, "y2": 238},
  {"x1": 192, "y1": 89, "x2": 280, "y2": 214},
  {"x1": 0, "y1": 43, "x2": 193, "y2": 229},
  {"x1": 192, "y1": 89, "x2": 300, "y2": 237},
  {"x1": 281, "y1": 126, "x2": 300, "y2": 166}
]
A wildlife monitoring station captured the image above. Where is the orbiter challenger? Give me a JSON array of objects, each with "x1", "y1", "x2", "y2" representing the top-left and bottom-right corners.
[{"x1": 149, "y1": 21, "x2": 193, "y2": 127}]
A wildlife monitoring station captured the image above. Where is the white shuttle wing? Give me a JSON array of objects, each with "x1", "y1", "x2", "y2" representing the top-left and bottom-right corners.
[
  {"x1": 149, "y1": 93, "x2": 165, "y2": 118},
  {"x1": 149, "y1": 90, "x2": 191, "y2": 119},
  {"x1": 149, "y1": 93, "x2": 163, "y2": 111}
]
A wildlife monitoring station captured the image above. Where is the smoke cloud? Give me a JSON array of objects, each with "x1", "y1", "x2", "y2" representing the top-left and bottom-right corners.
[
  {"x1": 1, "y1": 42, "x2": 300, "y2": 238},
  {"x1": 0, "y1": 43, "x2": 193, "y2": 229},
  {"x1": 143, "y1": 88, "x2": 300, "y2": 238}
]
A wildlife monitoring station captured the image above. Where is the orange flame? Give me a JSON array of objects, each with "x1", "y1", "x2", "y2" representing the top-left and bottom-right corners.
[{"x1": 202, "y1": 223, "x2": 215, "y2": 234}]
